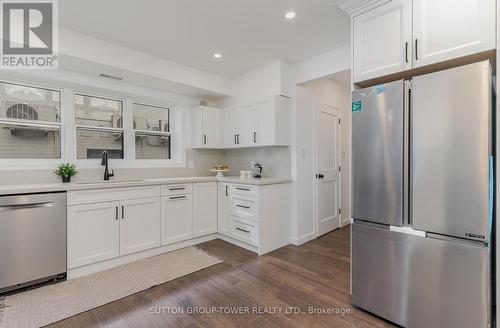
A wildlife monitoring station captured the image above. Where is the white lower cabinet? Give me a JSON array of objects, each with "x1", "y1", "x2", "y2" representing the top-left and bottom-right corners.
[
  {"x1": 193, "y1": 182, "x2": 218, "y2": 237},
  {"x1": 67, "y1": 201, "x2": 120, "y2": 268},
  {"x1": 67, "y1": 180, "x2": 291, "y2": 276},
  {"x1": 218, "y1": 182, "x2": 291, "y2": 255},
  {"x1": 230, "y1": 216, "x2": 258, "y2": 246},
  {"x1": 161, "y1": 193, "x2": 193, "y2": 245},
  {"x1": 68, "y1": 187, "x2": 162, "y2": 269},
  {"x1": 119, "y1": 197, "x2": 161, "y2": 256},
  {"x1": 217, "y1": 183, "x2": 230, "y2": 236}
]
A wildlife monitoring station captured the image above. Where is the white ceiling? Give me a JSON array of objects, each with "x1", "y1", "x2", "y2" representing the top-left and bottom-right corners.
[{"x1": 59, "y1": 0, "x2": 350, "y2": 78}]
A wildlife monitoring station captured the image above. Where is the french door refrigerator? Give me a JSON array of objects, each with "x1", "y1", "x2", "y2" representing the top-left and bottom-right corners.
[{"x1": 351, "y1": 61, "x2": 493, "y2": 328}]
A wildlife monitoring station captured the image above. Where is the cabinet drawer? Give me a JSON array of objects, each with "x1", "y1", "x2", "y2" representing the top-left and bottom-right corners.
[
  {"x1": 68, "y1": 186, "x2": 160, "y2": 206},
  {"x1": 230, "y1": 217, "x2": 258, "y2": 246},
  {"x1": 230, "y1": 197, "x2": 257, "y2": 220},
  {"x1": 231, "y1": 185, "x2": 258, "y2": 197},
  {"x1": 161, "y1": 183, "x2": 193, "y2": 196}
]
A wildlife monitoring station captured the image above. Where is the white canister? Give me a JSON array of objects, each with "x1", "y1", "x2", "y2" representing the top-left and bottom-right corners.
[
  {"x1": 240, "y1": 170, "x2": 246, "y2": 179},
  {"x1": 246, "y1": 170, "x2": 253, "y2": 179}
]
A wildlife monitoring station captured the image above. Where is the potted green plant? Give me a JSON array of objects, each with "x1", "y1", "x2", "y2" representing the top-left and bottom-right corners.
[{"x1": 55, "y1": 163, "x2": 77, "y2": 183}]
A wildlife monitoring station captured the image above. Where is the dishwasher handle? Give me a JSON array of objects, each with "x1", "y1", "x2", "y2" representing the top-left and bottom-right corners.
[{"x1": 0, "y1": 202, "x2": 54, "y2": 212}]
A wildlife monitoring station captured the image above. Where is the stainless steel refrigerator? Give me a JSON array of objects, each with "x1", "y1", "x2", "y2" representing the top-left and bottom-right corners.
[{"x1": 351, "y1": 61, "x2": 494, "y2": 328}]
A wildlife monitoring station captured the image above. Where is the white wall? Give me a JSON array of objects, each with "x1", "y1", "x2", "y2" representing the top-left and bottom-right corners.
[
  {"x1": 215, "y1": 60, "x2": 291, "y2": 108},
  {"x1": 290, "y1": 78, "x2": 351, "y2": 244},
  {"x1": 302, "y1": 78, "x2": 352, "y2": 227},
  {"x1": 289, "y1": 45, "x2": 351, "y2": 245},
  {"x1": 292, "y1": 46, "x2": 350, "y2": 85}
]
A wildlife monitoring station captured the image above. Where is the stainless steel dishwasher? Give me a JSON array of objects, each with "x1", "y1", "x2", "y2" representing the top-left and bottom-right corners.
[{"x1": 0, "y1": 192, "x2": 66, "y2": 293}]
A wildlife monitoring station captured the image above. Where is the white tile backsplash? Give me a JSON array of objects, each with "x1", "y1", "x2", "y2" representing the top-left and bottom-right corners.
[
  {"x1": 222, "y1": 147, "x2": 291, "y2": 178},
  {"x1": 0, "y1": 147, "x2": 291, "y2": 185}
]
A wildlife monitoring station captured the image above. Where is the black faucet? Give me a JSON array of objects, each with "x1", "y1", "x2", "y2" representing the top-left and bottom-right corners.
[{"x1": 101, "y1": 151, "x2": 114, "y2": 181}]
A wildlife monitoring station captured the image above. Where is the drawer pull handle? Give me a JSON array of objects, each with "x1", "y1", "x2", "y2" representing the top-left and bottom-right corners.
[
  {"x1": 236, "y1": 227, "x2": 250, "y2": 234},
  {"x1": 169, "y1": 196, "x2": 187, "y2": 200},
  {"x1": 236, "y1": 187, "x2": 250, "y2": 191},
  {"x1": 236, "y1": 204, "x2": 250, "y2": 209},
  {"x1": 169, "y1": 187, "x2": 186, "y2": 191},
  {"x1": 0, "y1": 202, "x2": 53, "y2": 211}
]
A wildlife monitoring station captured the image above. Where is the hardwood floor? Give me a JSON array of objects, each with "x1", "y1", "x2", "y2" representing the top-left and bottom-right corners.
[{"x1": 49, "y1": 226, "x2": 394, "y2": 328}]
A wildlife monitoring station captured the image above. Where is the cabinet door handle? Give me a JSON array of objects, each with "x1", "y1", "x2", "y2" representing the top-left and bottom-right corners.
[
  {"x1": 236, "y1": 134, "x2": 240, "y2": 144},
  {"x1": 415, "y1": 39, "x2": 418, "y2": 60},
  {"x1": 234, "y1": 134, "x2": 237, "y2": 144},
  {"x1": 169, "y1": 195, "x2": 187, "y2": 200},
  {"x1": 236, "y1": 227, "x2": 250, "y2": 234},
  {"x1": 236, "y1": 204, "x2": 250, "y2": 209},
  {"x1": 115, "y1": 206, "x2": 119, "y2": 220},
  {"x1": 121, "y1": 205, "x2": 124, "y2": 219},
  {"x1": 169, "y1": 187, "x2": 186, "y2": 191},
  {"x1": 236, "y1": 187, "x2": 250, "y2": 191},
  {"x1": 405, "y1": 42, "x2": 408, "y2": 63},
  {"x1": 253, "y1": 132, "x2": 257, "y2": 143},
  {"x1": 203, "y1": 135, "x2": 207, "y2": 145},
  {"x1": 225, "y1": 185, "x2": 228, "y2": 196}
]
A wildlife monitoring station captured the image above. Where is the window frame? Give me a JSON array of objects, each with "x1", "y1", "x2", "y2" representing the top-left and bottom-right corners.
[
  {"x1": 132, "y1": 102, "x2": 172, "y2": 161},
  {"x1": 0, "y1": 78, "x2": 185, "y2": 170},
  {"x1": 0, "y1": 80, "x2": 63, "y2": 167},
  {"x1": 73, "y1": 92, "x2": 125, "y2": 161}
]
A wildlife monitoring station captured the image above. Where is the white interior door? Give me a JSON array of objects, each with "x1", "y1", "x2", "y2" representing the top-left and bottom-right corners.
[{"x1": 316, "y1": 103, "x2": 341, "y2": 236}]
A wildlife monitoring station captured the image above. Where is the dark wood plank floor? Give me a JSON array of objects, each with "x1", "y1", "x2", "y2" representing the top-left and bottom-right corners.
[{"x1": 49, "y1": 226, "x2": 394, "y2": 328}]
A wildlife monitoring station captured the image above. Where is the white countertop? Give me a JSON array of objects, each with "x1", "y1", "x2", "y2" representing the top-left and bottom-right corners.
[{"x1": 0, "y1": 176, "x2": 292, "y2": 196}]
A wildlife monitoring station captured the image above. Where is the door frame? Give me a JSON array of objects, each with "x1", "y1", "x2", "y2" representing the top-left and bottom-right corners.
[{"x1": 312, "y1": 100, "x2": 342, "y2": 237}]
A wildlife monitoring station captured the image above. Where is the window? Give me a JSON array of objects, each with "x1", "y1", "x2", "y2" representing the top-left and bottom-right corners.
[
  {"x1": 74, "y1": 94, "x2": 124, "y2": 159},
  {"x1": 133, "y1": 103, "x2": 171, "y2": 159},
  {"x1": 0, "y1": 82, "x2": 61, "y2": 159}
]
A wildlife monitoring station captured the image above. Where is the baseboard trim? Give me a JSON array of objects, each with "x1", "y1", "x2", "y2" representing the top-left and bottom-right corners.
[
  {"x1": 291, "y1": 232, "x2": 316, "y2": 246},
  {"x1": 341, "y1": 218, "x2": 352, "y2": 227},
  {"x1": 217, "y1": 234, "x2": 259, "y2": 254},
  {"x1": 68, "y1": 234, "x2": 219, "y2": 279}
]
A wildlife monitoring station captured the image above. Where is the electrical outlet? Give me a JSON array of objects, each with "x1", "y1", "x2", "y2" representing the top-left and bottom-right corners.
[{"x1": 188, "y1": 161, "x2": 194, "y2": 169}]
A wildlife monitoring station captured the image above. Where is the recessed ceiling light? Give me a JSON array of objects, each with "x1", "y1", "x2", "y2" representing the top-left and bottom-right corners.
[
  {"x1": 285, "y1": 11, "x2": 296, "y2": 19},
  {"x1": 213, "y1": 53, "x2": 222, "y2": 59}
]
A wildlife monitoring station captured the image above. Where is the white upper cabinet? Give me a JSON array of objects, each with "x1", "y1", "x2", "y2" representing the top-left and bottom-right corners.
[
  {"x1": 191, "y1": 106, "x2": 222, "y2": 148},
  {"x1": 412, "y1": 0, "x2": 495, "y2": 68},
  {"x1": 352, "y1": 0, "x2": 495, "y2": 83},
  {"x1": 353, "y1": 0, "x2": 412, "y2": 82},
  {"x1": 224, "y1": 95, "x2": 291, "y2": 148},
  {"x1": 254, "y1": 96, "x2": 290, "y2": 146},
  {"x1": 225, "y1": 105, "x2": 254, "y2": 147}
]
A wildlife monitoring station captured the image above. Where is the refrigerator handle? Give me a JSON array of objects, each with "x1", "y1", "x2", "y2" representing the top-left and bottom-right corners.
[{"x1": 404, "y1": 80, "x2": 411, "y2": 227}]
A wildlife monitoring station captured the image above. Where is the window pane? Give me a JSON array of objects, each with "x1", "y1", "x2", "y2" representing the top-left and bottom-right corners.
[
  {"x1": 135, "y1": 133, "x2": 171, "y2": 159},
  {"x1": 75, "y1": 94, "x2": 123, "y2": 128},
  {"x1": 0, "y1": 123, "x2": 60, "y2": 158},
  {"x1": 76, "y1": 128, "x2": 123, "y2": 159},
  {"x1": 0, "y1": 82, "x2": 60, "y2": 122},
  {"x1": 133, "y1": 103, "x2": 169, "y2": 132}
]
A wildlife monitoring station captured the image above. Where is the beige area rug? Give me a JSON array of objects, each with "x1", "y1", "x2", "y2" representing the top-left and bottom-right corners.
[{"x1": 0, "y1": 246, "x2": 222, "y2": 328}]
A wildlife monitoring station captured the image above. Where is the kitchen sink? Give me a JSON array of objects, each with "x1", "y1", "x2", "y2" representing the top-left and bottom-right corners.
[{"x1": 75, "y1": 179, "x2": 145, "y2": 185}]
